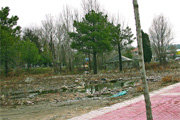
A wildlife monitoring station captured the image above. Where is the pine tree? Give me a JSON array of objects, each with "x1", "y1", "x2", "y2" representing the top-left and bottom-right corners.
[
  {"x1": 0, "y1": 7, "x2": 21, "y2": 76},
  {"x1": 112, "y1": 24, "x2": 134, "y2": 71},
  {"x1": 69, "y1": 10, "x2": 113, "y2": 74},
  {"x1": 142, "y1": 30, "x2": 152, "y2": 63}
]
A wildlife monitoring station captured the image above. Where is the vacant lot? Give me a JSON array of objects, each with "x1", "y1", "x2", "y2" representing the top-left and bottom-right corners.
[{"x1": 0, "y1": 62, "x2": 179, "y2": 120}]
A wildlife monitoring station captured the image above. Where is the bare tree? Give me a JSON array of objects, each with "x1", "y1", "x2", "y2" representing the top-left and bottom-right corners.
[
  {"x1": 60, "y1": 6, "x2": 74, "y2": 72},
  {"x1": 55, "y1": 21, "x2": 64, "y2": 72},
  {"x1": 149, "y1": 15, "x2": 173, "y2": 64},
  {"x1": 55, "y1": 6, "x2": 82, "y2": 73},
  {"x1": 132, "y1": 0, "x2": 153, "y2": 120},
  {"x1": 41, "y1": 15, "x2": 58, "y2": 73},
  {"x1": 81, "y1": 0, "x2": 100, "y2": 14}
]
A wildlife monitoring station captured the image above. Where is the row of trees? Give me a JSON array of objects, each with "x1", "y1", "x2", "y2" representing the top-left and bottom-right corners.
[
  {"x1": 0, "y1": 1, "x2": 136, "y2": 75},
  {"x1": 0, "y1": 0, "x2": 173, "y2": 76},
  {"x1": 0, "y1": 7, "x2": 21, "y2": 76},
  {"x1": 69, "y1": 10, "x2": 135, "y2": 74}
]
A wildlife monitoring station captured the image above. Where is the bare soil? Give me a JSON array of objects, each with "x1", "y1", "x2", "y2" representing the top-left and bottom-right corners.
[{"x1": 0, "y1": 62, "x2": 179, "y2": 120}]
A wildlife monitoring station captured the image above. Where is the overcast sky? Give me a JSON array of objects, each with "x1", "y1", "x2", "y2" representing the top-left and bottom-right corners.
[{"x1": 0, "y1": 0, "x2": 180, "y2": 45}]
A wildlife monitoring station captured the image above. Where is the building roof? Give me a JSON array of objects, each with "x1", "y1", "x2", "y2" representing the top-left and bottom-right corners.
[
  {"x1": 107, "y1": 55, "x2": 133, "y2": 63},
  {"x1": 132, "y1": 48, "x2": 138, "y2": 52}
]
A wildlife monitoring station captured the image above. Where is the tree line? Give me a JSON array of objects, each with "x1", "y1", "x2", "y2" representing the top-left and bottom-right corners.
[
  {"x1": 0, "y1": 3, "x2": 135, "y2": 76},
  {"x1": 0, "y1": 0, "x2": 174, "y2": 76}
]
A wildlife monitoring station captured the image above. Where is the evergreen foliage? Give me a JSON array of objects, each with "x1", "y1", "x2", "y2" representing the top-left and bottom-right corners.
[
  {"x1": 19, "y1": 40, "x2": 39, "y2": 69},
  {"x1": 69, "y1": 10, "x2": 114, "y2": 74},
  {"x1": 141, "y1": 30, "x2": 152, "y2": 63},
  {"x1": 0, "y1": 7, "x2": 21, "y2": 76},
  {"x1": 111, "y1": 24, "x2": 134, "y2": 71},
  {"x1": 23, "y1": 28, "x2": 42, "y2": 53}
]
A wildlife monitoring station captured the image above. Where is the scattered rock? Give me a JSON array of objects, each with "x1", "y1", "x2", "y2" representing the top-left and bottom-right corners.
[
  {"x1": 69, "y1": 85, "x2": 76, "y2": 89},
  {"x1": 109, "y1": 79, "x2": 118, "y2": 83},
  {"x1": 26, "y1": 100, "x2": 34, "y2": 105},
  {"x1": 25, "y1": 77, "x2": 34, "y2": 83},
  {"x1": 76, "y1": 86, "x2": 85, "y2": 89},
  {"x1": 80, "y1": 82, "x2": 85, "y2": 87},
  {"x1": 94, "y1": 80, "x2": 99, "y2": 84},
  {"x1": 134, "y1": 82, "x2": 141, "y2": 86},
  {"x1": 54, "y1": 98, "x2": 61, "y2": 103},
  {"x1": 28, "y1": 93, "x2": 38, "y2": 98},
  {"x1": 101, "y1": 78, "x2": 107, "y2": 81},
  {"x1": 117, "y1": 78, "x2": 123, "y2": 81},
  {"x1": 101, "y1": 87, "x2": 108, "y2": 93},
  {"x1": 128, "y1": 87, "x2": 134, "y2": 92},
  {"x1": 147, "y1": 76, "x2": 161, "y2": 82},
  {"x1": 0, "y1": 94, "x2": 5, "y2": 100},
  {"x1": 90, "y1": 80, "x2": 99, "y2": 84},
  {"x1": 75, "y1": 79, "x2": 79, "y2": 83},
  {"x1": 39, "y1": 89, "x2": 43, "y2": 93},
  {"x1": 101, "y1": 78, "x2": 107, "y2": 83},
  {"x1": 61, "y1": 85, "x2": 68, "y2": 91}
]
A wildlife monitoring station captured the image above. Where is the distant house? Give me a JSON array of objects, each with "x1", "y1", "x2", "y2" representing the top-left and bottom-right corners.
[
  {"x1": 106, "y1": 55, "x2": 133, "y2": 69},
  {"x1": 176, "y1": 49, "x2": 180, "y2": 57},
  {"x1": 131, "y1": 48, "x2": 138, "y2": 57}
]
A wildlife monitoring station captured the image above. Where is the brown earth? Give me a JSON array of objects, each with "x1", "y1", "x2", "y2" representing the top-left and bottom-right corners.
[{"x1": 0, "y1": 62, "x2": 179, "y2": 120}]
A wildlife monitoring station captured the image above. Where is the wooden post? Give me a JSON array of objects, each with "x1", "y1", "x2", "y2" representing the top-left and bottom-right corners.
[{"x1": 132, "y1": 0, "x2": 153, "y2": 120}]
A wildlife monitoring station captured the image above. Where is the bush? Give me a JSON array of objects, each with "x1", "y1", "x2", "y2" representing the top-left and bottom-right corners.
[
  {"x1": 161, "y1": 75, "x2": 180, "y2": 83},
  {"x1": 0, "y1": 67, "x2": 53, "y2": 77},
  {"x1": 132, "y1": 58, "x2": 139, "y2": 68},
  {"x1": 173, "y1": 76, "x2": 180, "y2": 82},
  {"x1": 27, "y1": 67, "x2": 53, "y2": 74},
  {"x1": 162, "y1": 75, "x2": 173, "y2": 83},
  {"x1": 136, "y1": 86, "x2": 143, "y2": 92}
]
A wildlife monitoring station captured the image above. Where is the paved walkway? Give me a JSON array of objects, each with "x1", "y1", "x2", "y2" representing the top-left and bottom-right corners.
[{"x1": 69, "y1": 82, "x2": 180, "y2": 120}]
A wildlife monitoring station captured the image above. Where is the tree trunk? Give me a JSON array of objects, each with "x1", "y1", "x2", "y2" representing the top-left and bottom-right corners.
[
  {"x1": 68, "y1": 58, "x2": 72, "y2": 72},
  {"x1": 93, "y1": 51, "x2": 97, "y2": 74},
  {"x1": 159, "y1": 53, "x2": 163, "y2": 64},
  {"x1": 50, "y1": 33, "x2": 58, "y2": 73},
  {"x1": 4, "y1": 55, "x2": 8, "y2": 77},
  {"x1": 101, "y1": 53, "x2": 104, "y2": 69},
  {"x1": 132, "y1": 0, "x2": 153, "y2": 120},
  {"x1": 118, "y1": 43, "x2": 123, "y2": 71},
  {"x1": 88, "y1": 53, "x2": 92, "y2": 70},
  {"x1": 162, "y1": 54, "x2": 166, "y2": 64},
  {"x1": 59, "y1": 62, "x2": 62, "y2": 72},
  {"x1": 27, "y1": 63, "x2": 31, "y2": 70}
]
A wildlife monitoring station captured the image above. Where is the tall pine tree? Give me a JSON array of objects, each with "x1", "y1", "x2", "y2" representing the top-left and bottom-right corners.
[
  {"x1": 0, "y1": 7, "x2": 21, "y2": 76},
  {"x1": 142, "y1": 30, "x2": 152, "y2": 63},
  {"x1": 69, "y1": 10, "x2": 113, "y2": 74},
  {"x1": 112, "y1": 24, "x2": 134, "y2": 71}
]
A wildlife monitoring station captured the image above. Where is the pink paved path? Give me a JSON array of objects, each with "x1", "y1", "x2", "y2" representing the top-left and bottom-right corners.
[
  {"x1": 70, "y1": 83, "x2": 180, "y2": 120},
  {"x1": 91, "y1": 85, "x2": 180, "y2": 120}
]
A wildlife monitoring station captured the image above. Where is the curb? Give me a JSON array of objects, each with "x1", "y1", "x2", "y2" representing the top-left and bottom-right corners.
[{"x1": 69, "y1": 82, "x2": 180, "y2": 120}]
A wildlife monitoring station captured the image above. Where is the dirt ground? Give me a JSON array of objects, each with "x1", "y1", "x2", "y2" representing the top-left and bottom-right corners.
[{"x1": 0, "y1": 62, "x2": 179, "y2": 120}]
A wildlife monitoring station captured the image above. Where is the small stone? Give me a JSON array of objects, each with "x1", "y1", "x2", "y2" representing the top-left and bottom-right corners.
[
  {"x1": 61, "y1": 85, "x2": 68, "y2": 91},
  {"x1": 75, "y1": 80, "x2": 79, "y2": 83},
  {"x1": 101, "y1": 78, "x2": 107, "y2": 81},
  {"x1": 0, "y1": 94, "x2": 5, "y2": 100},
  {"x1": 25, "y1": 77, "x2": 34, "y2": 83},
  {"x1": 29, "y1": 93, "x2": 38, "y2": 98},
  {"x1": 109, "y1": 79, "x2": 118, "y2": 83},
  {"x1": 26, "y1": 101, "x2": 34, "y2": 105}
]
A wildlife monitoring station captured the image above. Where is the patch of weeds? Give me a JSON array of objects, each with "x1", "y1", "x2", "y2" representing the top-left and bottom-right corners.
[
  {"x1": 87, "y1": 95, "x2": 94, "y2": 98},
  {"x1": 161, "y1": 75, "x2": 179, "y2": 83},
  {"x1": 136, "y1": 86, "x2": 143, "y2": 92},
  {"x1": 162, "y1": 75, "x2": 173, "y2": 83}
]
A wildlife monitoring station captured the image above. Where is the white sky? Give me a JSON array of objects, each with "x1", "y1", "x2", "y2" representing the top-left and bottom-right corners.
[{"x1": 0, "y1": 0, "x2": 180, "y2": 45}]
